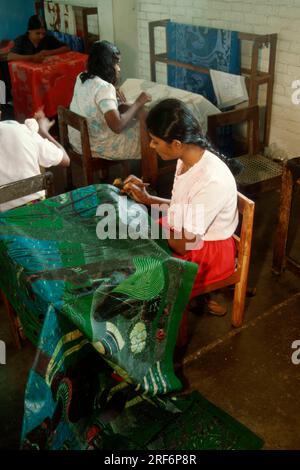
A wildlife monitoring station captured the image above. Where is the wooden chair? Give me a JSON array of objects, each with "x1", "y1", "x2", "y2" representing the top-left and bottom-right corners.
[
  {"x1": 0, "y1": 172, "x2": 54, "y2": 349},
  {"x1": 207, "y1": 105, "x2": 283, "y2": 196},
  {"x1": 201, "y1": 192, "x2": 255, "y2": 327},
  {"x1": 58, "y1": 106, "x2": 129, "y2": 190},
  {"x1": 272, "y1": 158, "x2": 300, "y2": 277}
]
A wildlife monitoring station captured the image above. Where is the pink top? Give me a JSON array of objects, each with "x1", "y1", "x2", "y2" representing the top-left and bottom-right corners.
[{"x1": 167, "y1": 150, "x2": 238, "y2": 241}]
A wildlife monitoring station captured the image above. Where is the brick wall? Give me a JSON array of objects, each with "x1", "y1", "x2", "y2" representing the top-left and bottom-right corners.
[{"x1": 137, "y1": 0, "x2": 300, "y2": 156}]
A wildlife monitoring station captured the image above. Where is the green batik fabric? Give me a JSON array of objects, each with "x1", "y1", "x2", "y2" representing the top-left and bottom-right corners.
[
  {"x1": 0, "y1": 184, "x2": 197, "y2": 395},
  {"x1": 20, "y1": 310, "x2": 263, "y2": 450},
  {"x1": 0, "y1": 185, "x2": 264, "y2": 450}
]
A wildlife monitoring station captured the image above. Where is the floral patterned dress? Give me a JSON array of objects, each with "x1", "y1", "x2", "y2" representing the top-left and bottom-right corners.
[{"x1": 69, "y1": 75, "x2": 140, "y2": 160}]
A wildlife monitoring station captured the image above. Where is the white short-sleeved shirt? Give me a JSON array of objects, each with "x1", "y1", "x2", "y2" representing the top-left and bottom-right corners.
[
  {"x1": 0, "y1": 119, "x2": 63, "y2": 212},
  {"x1": 69, "y1": 75, "x2": 140, "y2": 160},
  {"x1": 168, "y1": 150, "x2": 238, "y2": 241}
]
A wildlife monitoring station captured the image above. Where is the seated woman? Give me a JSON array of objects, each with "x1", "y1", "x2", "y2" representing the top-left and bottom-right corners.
[
  {"x1": 123, "y1": 99, "x2": 239, "y2": 330},
  {"x1": 8, "y1": 15, "x2": 69, "y2": 63},
  {"x1": 69, "y1": 40, "x2": 151, "y2": 161}
]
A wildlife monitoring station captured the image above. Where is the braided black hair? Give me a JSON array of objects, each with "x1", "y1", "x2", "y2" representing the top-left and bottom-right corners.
[{"x1": 146, "y1": 98, "x2": 243, "y2": 176}]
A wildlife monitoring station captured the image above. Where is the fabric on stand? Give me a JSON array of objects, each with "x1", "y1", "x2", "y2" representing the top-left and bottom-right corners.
[
  {"x1": 48, "y1": 31, "x2": 84, "y2": 53},
  {"x1": 44, "y1": 1, "x2": 76, "y2": 35},
  {"x1": 166, "y1": 22, "x2": 241, "y2": 106}
]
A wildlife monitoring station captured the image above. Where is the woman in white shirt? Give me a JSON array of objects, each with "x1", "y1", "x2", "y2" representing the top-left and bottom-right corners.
[
  {"x1": 123, "y1": 99, "x2": 240, "y2": 340},
  {"x1": 69, "y1": 40, "x2": 151, "y2": 161},
  {"x1": 0, "y1": 109, "x2": 69, "y2": 212}
]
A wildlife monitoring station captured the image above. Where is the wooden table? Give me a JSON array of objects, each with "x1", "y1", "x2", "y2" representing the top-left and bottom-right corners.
[{"x1": 120, "y1": 78, "x2": 220, "y2": 186}]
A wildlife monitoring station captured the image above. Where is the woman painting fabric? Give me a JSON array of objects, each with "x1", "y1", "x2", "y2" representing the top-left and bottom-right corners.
[
  {"x1": 69, "y1": 40, "x2": 151, "y2": 161},
  {"x1": 8, "y1": 15, "x2": 69, "y2": 63},
  {"x1": 123, "y1": 99, "x2": 240, "y2": 337}
]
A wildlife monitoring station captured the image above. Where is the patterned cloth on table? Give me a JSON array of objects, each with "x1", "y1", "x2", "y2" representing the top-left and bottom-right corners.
[
  {"x1": 0, "y1": 185, "x2": 264, "y2": 450},
  {"x1": 9, "y1": 51, "x2": 87, "y2": 120},
  {"x1": 166, "y1": 22, "x2": 241, "y2": 106},
  {"x1": 0, "y1": 185, "x2": 197, "y2": 443}
]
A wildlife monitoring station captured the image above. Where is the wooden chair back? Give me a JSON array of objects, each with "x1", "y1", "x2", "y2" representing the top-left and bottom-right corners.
[
  {"x1": 207, "y1": 105, "x2": 283, "y2": 195},
  {"x1": 200, "y1": 192, "x2": 255, "y2": 327},
  {"x1": 0, "y1": 172, "x2": 54, "y2": 204},
  {"x1": 0, "y1": 171, "x2": 54, "y2": 349},
  {"x1": 58, "y1": 106, "x2": 129, "y2": 189}
]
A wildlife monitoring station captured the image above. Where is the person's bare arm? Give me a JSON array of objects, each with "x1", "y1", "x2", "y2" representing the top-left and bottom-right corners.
[
  {"x1": 34, "y1": 111, "x2": 70, "y2": 167},
  {"x1": 8, "y1": 51, "x2": 45, "y2": 62},
  {"x1": 104, "y1": 92, "x2": 151, "y2": 134},
  {"x1": 123, "y1": 175, "x2": 199, "y2": 255},
  {"x1": 41, "y1": 46, "x2": 70, "y2": 56},
  {"x1": 118, "y1": 103, "x2": 131, "y2": 114},
  {"x1": 167, "y1": 229, "x2": 198, "y2": 255}
]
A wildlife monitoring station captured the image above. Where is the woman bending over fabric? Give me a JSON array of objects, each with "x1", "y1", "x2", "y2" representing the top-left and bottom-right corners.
[
  {"x1": 69, "y1": 40, "x2": 151, "y2": 161},
  {"x1": 123, "y1": 99, "x2": 240, "y2": 328}
]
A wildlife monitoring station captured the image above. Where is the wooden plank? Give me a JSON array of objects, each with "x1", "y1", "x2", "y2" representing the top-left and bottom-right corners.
[
  {"x1": 154, "y1": 54, "x2": 211, "y2": 75},
  {"x1": 0, "y1": 173, "x2": 54, "y2": 204},
  {"x1": 272, "y1": 166, "x2": 294, "y2": 274}
]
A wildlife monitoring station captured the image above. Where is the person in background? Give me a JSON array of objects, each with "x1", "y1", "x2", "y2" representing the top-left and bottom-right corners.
[
  {"x1": 0, "y1": 106, "x2": 69, "y2": 212},
  {"x1": 7, "y1": 15, "x2": 69, "y2": 63},
  {"x1": 69, "y1": 40, "x2": 151, "y2": 162},
  {"x1": 123, "y1": 98, "x2": 239, "y2": 330}
]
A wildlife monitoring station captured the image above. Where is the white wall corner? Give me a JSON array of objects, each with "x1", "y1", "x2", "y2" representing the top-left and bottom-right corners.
[{"x1": 98, "y1": 0, "x2": 115, "y2": 43}]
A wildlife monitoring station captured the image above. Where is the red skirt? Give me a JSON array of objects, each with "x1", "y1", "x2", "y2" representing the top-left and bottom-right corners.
[
  {"x1": 158, "y1": 218, "x2": 236, "y2": 347},
  {"x1": 174, "y1": 237, "x2": 236, "y2": 298},
  {"x1": 158, "y1": 216, "x2": 236, "y2": 298}
]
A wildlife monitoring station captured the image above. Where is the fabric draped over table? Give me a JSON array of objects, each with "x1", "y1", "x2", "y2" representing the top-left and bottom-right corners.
[
  {"x1": 166, "y1": 22, "x2": 241, "y2": 106},
  {"x1": 9, "y1": 51, "x2": 87, "y2": 120},
  {"x1": 0, "y1": 185, "x2": 264, "y2": 450},
  {"x1": 0, "y1": 185, "x2": 197, "y2": 394}
]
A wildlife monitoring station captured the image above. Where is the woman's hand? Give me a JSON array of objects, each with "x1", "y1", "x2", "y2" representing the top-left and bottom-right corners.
[
  {"x1": 123, "y1": 174, "x2": 144, "y2": 188},
  {"x1": 123, "y1": 182, "x2": 151, "y2": 205},
  {"x1": 31, "y1": 51, "x2": 46, "y2": 62},
  {"x1": 123, "y1": 175, "x2": 151, "y2": 204},
  {"x1": 34, "y1": 110, "x2": 55, "y2": 135},
  {"x1": 135, "y1": 92, "x2": 152, "y2": 107},
  {"x1": 116, "y1": 89, "x2": 127, "y2": 103}
]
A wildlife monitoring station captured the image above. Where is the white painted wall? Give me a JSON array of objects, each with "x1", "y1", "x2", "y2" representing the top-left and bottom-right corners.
[
  {"x1": 137, "y1": 0, "x2": 300, "y2": 157},
  {"x1": 57, "y1": 0, "x2": 138, "y2": 79},
  {"x1": 112, "y1": 0, "x2": 138, "y2": 81},
  {"x1": 57, "y1": 0, "x2": 101, "y2": 35}
]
